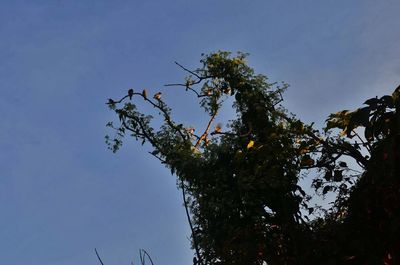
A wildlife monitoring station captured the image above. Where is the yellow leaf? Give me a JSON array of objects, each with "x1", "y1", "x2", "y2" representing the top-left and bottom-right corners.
[{"x1": 247, "y1": 140, "x2": 255, "y2": 149}]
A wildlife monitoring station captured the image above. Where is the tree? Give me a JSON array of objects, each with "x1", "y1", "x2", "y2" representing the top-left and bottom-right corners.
[{"x1": 106, "y1": 51, "x2": 400, "y2": 265}]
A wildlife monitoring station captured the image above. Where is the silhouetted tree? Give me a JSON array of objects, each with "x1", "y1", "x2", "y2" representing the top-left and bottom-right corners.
[{"x1": 106, "y1": 51, "x2": 400, "y2": 265}]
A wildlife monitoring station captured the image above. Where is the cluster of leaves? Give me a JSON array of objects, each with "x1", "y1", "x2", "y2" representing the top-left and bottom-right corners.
[
  {"x1": 106, "y1": 51, "x2": 400, "y2": 265},
  {"x1": 310, "y1": 87, "x2": 400, "y2": 265}
]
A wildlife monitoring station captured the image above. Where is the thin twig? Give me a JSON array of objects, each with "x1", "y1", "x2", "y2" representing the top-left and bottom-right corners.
[
  {"x1": 352, "y1": 129, "x2": 372, "y2": 153},
  {"x1": 164, "y1": 61, "x2": 214, "y2": 98},
  {"x1": 210, "y1": 126, "x2": 252, "y2": 138},
  {"x1": 95, "y1": 248, "x2": 105, "y2": 265},
  {"x1": 164, "y1": 83, "x2": 207, "y2": 98},
  {"x1": 106, "y1": 95, "x2": 129, "y2": 105},
  {"x1": 181, "y1": 180, "x2": 203, "y2": 265},
  {"x1": 139, "y1": 249, "x2": 145, "y2": 265},
  {"x1": 141, "y1": 249, "x2": 155, "y2": 265},
  {"x1": 174, "y1": 61, "x2": 202, "y2": 79},
  {"x1": 148, "y1": 151, "x2": 166, "y2": 163}
]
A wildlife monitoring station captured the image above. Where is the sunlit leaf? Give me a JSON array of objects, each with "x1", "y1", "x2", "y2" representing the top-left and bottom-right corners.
[{"x1": 247, "y1": 140, "x2": 255, "y2": 149}]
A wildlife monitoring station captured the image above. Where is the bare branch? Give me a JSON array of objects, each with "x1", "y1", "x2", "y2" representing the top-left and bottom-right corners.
[
  {"x1": 164, "y1": 83, "x2": 208, "y2": 98},
  {"x1": 181, "y1": 180, "x2": 203, "y2": 265},
  {"x1": 148, "y1": 151, "x2": 166, "y2": 163},
  {"x1": 174, "y1": 61, "x2": 202, "y2": 79},
  {"x1": 194, "y1": 111, "x2": 218, "y2": 149},
  {"x1": 141, "y1": 249, "x2": 155, "y2": 265},
  {"x1": 106, "y1": 95, "x2": 129, "y2": 105},
  {"x1": 139, "y1": 249, "x2": 144, "y2": 265},
  {"x1": 352, "y1": 129, "x2": 372, "y2": 153},
  {"x1": 95, "y1": 248, "x2": 105, "y2": 265},
  {"x1": 164, "y1": 61, "x2": 214, "y2": 98}
]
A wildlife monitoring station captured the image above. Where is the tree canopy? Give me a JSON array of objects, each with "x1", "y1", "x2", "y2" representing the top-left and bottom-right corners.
[{"x1": 106, "y1": 51, "x2": 400, "y2": 265}]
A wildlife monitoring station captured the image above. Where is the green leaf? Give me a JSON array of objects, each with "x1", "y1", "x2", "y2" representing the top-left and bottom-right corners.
[
  {"x1": 151, "y1": 150, "x2": 160, "y2": 156},
  {"x1": 380, "y1": 95, "x2": 394, "y2": 108},
  {"x1": 349, "y1": 107, "x2": 370, "y2": 128},
  {"x1": 333, "y1": 170, "x2": 343, "y2": 182},
  {"x1": 364, "y1": 125, "x2": 374, "y2": 141},
  {"x1": 363, "y1": 97, "x2": 379, "y2": 107},
  {"x1": 324, "y1": 170, "x2": 332, "y2": 181},
  {"x1": 324, "y1": 110, "x2": 351, "y2": 132},
  {"x1": 313, "y1": 179, "x2": 323, "y2": 189},
  {"x1": 295, "y1": 185, "x2": 306, "y2": 196},
  {"x1": 322, "y1": 185, "x2": 331, "y2": 195},
  {"x1": 391, "y1": 85, "x2": 400, "y2": 106}
]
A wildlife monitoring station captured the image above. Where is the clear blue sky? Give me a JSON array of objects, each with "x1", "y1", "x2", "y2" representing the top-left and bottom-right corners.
[{"x1": 1, "y1": 1, "x2": 399, "y2": 264}]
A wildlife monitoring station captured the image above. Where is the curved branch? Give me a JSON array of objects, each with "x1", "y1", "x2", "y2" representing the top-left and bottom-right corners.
[{"x1": 140, "y1": 249, "x2": 155, "y2": 265}]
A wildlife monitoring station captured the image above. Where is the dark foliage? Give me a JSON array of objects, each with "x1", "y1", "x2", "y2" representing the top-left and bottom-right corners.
[{"x1": 106, "y1": 51, "x2": 400, "y2": 265}]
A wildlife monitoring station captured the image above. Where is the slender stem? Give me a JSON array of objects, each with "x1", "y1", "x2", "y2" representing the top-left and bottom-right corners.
[
  {"x1": 141, "y1": 249, "x2": 155, "y2": 265},
  {"x1": 352, "y1": 129, "x2": 372, "y2": 153},
  {"x1": 95, "y1": 248, "x2": 105, "y2": 265},
  {"x1": 181, "y1": 180, "x2": 203, "y2": 265},
  {"x1": 194, "y1": 111, "x2": 218, "y2": 149}
]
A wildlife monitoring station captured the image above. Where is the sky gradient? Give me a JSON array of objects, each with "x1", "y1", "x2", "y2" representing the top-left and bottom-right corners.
[{"x1": 1, "y1": 1, "x2": 400, "y2": 265}]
